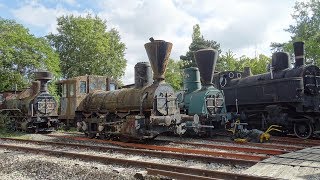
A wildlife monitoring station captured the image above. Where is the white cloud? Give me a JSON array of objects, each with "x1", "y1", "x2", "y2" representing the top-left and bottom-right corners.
[
  {"x1": 11, "y1": 1, "x2": 90, "y2": 33},
  {"x1": 10, "y1": 0, "x2": 296, "y2": 84}
]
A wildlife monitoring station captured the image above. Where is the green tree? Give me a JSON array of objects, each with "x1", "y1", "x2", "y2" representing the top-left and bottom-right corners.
[
  {"x1": 165, "y1": 59, "x2": 183, "y2": 90},
  {"x1": 236, "y1": 55, "x2": 271, "y2": 75},
  {"x1": 216, "y1": 50, "x2": 270, "y2": 75},
  {"x1": 180, "y1": 24, "x2": 221, "y2": 68},
  {"x1": 216, "y1": 50, "x2": 238, "y2": 72},
  {"x1": 0, "y1": 18, "x2": 60, "y2": 92},
  {"x1": 271, "y1": 0, "x2": 320, "y2": 65},
  {"x1": 47, "y1": 14, "x2": 126, "y2": 79}
]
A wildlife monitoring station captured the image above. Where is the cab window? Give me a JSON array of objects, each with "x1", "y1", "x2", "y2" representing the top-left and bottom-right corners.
[
  {"x1": 62, "y1": 84, "x2": 67, "y2": 97},
  {"x1": 89, "y1": 82, "x2": 96, "y2": 90},
  {"x1": 109, "y1": 83, "x2": 116, "y2": 91},
  {"x1": 0, "y1": 94, "x2": 3, "y2": 104},
  {"x1": 69, "y1": 83, "x2": 75, "y2": 97},
  {"x1": 80, "y1": 81, "x2": 87, "y2": 93}
]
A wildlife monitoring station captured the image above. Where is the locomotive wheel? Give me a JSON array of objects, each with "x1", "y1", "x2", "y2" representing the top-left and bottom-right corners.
[
  {"x1": 99, "y1": 134, "x2": 110, "y2": 140},
  {"x1": 294, "y1": 121, "x2": 313, "y2": 139},
  {"x1": 87, "y1": 133, "x2": 96, "y2": 139},
  {"x1": 84, "y1": 133, "x2": 96, "y2": 139},
  {"x1": 5, "y1": 119, "x2": 17, "y2": 131}
]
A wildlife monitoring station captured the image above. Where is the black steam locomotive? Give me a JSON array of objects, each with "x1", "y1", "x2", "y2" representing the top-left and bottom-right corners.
[{"x1": 213, "y1": 42, "x2": 320, "y2": 139}]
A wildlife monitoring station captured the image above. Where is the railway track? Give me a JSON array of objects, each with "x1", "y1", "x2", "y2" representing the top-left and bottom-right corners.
[
  {"x1": 269, "y1": 137, "x2": 320, "y2": 147},
  {"x1": 213, "y1": 131, "x2": 320, "y2": 147},
  {"x1": 47, "y1": 135, "x2": 269, "y2": 161},
  {"x1": 0, "y1": 142, "x2": 274, "y2": 180},
  {"x1": 0, "y1": 138, "x2": 257, "y2": 166},
  {"x1": 155, "y1": 140, "x2": 288, "y2": 155},
  {"x1": 207, "y1": 138, "x2": 304, "y2": 151}
]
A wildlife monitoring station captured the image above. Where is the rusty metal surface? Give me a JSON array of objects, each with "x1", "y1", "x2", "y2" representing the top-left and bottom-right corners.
[
  {"x1": 134, "y1": 62, "x2": 153, "y2": 88},
  {"x1": 58, "y1": 75, "x2": 116, "y2": 121},
  {"x1": 272, "y1": 136, "x2": 320, "y2": 143},
  {"x1": 207, "y1": 139, "x2": 303, "y2": 151},
  {"x1": 0, "y1": 138, "x2": 257, "y2": 166},
  {"x1": 269, "y1": 138, "x2": 320, "y2": 147},
  {"x1": 147, "y1": 168, "x2": 220, "y2": 180},
  {"x1": 0, "y1": 143, "x2": 273, "y2": 180},
  {"x1": 144, "y1": 39, "x2": 172, "y2": 81},
  {"x1": 168, "y1": 141, "x2": 288, "y2": 155},
  {"x1": 48, "y1": 135, "x2": 268, "y2": 161}
]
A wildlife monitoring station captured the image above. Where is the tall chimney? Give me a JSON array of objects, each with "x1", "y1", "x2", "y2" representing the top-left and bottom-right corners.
[
  {"x1": 34, "y1": 71, "x2": 52, "y2": 92},
  {"x1": 144, "y1": 38, "x2": 172, "y2": 82},
  {"x1": 194, "y1": 48, "x2": 218, "y2": 86},
  {"x1": 243, "y1": 67, "x2": 252, "y2": 78},
  {"x1": 293, "y1": 41, "x2": 305, "y2": 68}
]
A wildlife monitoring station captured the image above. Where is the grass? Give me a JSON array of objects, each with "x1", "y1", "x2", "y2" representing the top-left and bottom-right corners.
[
  {"x1": 0, "y1": 128, "x2": 27, "y2": 138},
  {"x1": 0, "y1": 114, "x2": 28, "y2": 138}
]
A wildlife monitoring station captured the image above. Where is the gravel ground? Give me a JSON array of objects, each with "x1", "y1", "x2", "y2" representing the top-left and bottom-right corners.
[
  {"x1": 0, "y1": 132, "x2": 251, "y2": 180},
  {"x1": 0, "y1": 148, "x2": 141, "y2": 180}
]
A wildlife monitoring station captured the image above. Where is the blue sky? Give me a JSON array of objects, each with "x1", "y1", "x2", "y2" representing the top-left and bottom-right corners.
[{"x1": 0, "y1": 0, "x2": 297, "y2": 83}]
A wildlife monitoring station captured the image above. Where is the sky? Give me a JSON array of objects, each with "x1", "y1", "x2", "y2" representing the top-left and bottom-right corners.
[{"x1": 0, "y1": 0, "x2": 297, "y2": 84}]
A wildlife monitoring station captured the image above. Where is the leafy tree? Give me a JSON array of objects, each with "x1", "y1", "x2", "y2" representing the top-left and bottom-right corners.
[
  {"x1": 0, "y1": 18, "x2": 60, "y2": 92},
  {"x1": 165, "y1": 59, "x2": 183, "y2": 90},
  {"x1": 180, "y1": 24, "x2": 221, "y2": 68},
  {"x1": 47, "y1": 14, "x2": 126, "y2": 79},
  {"x1": 271, "y1": 0, "x2": 320, "y2": 65},
  {"x1": 216, "y1": 50, "x2": 270, "y2": 75},
  {"x1": 237, "y1": 54, "x2": 271, "y2": 75},
  {"x1": 216, "y1": 50, "x2": 238, "y2": 72}
]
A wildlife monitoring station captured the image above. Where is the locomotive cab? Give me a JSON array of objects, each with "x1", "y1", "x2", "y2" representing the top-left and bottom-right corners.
[{"x1": 58, "y1": 75, "x2": 118, "y2": 127}]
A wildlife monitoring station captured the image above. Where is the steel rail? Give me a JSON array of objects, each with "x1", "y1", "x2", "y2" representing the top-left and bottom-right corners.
[
  {"x1": 0, "y1": 138, "x2": 257, "y2": 166},
  {"x1": 214, "y1": 131, "x2": 320, "y2": 146},
  {"x1": 269, "y1": 138, "x2": 320, "y2": 146},
  {"x1": 146, "y1": 168, "x2": 221, "y2": 180},
  {"x1": 207, "y1": 139, "x2": 303, "y2": 151},
  {"x1": 161, "y1": 140, "x2": 288, "y2": 155},
  {"x1": 0, "y1": 144, "x2": 274, "y2": 180},
  {"x1": 48, "y1": 135, "x2": 268, "y2": 161}
]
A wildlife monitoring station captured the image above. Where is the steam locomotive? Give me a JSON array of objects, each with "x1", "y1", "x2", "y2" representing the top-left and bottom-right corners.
[
  {"x1": 0, "y1": 72, "x2": 59, "y2": 133},
  {"x1": 177, "y1": 49, "x2": 227, "y2": 136},
  {"x1": 74, "y1": 39, "x2": 189, "y2": 141},
  {"x1": 213, "y1": 42, "x2": 320, "y2": 139}
]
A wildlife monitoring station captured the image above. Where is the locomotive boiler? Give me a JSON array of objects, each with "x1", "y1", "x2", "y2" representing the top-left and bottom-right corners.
[
  {"x1": 178, "y1": 48, "x2": 227, "y2": 136},
  {"x1": 0, "y1": 71, "x2": 59, "y2": 132},
  {"x1": 76, "y1": 39, "x2": 187, "y2": 141},
  {"x1": 213, "y1": 42, "x2": 320, "y2": 139}
]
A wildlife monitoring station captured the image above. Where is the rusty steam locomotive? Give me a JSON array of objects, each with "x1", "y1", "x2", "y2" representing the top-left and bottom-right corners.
[
  {"x1": 213, "y1": 42, "x2": 320, "y2": 139},
  {"x1": 0, "y1": 72, "x2": 59, "y2": 132},
  {"x1": 75, "y1": 39, "x2": 188, "y2": 140}
]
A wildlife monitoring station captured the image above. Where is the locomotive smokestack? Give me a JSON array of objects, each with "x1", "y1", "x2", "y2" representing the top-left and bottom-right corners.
[
  {"x1": 194, "y1": 48, "x2": 218, "y2": 86},
  {"x1": 293, "y1": 41, "x2": 305, "y2": 68},
  {"x1": 144, "y1": 38, "x2": 173, "y2": 82},
  {"x1": 243, "y1": 67, "x2": 252, "y2": 78},
  {"x1": 34, "y1": 71, "x2": 52, "y2": 92}
]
